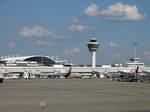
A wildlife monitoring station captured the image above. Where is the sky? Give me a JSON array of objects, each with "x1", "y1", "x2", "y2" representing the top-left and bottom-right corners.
[{"x1": 0, "y1": 0, "x2": 150, "y2": 65}]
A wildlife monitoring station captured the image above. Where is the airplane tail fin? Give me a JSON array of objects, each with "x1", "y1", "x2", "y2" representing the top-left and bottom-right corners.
[
  {"x1": 135, "y1": 66, "x2": 139, "y2": 74},
  {"x1": 64, "y1": 67, "x2": 72, "y2": 78},
  {"x1": 0, "y1": 77, "x2": 4, "y2": 83},
  {"x1": 135, "y1": 66, "x2": 139, "y2": 79}
]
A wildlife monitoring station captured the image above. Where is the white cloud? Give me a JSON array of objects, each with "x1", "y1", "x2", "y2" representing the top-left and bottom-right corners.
[
  {"x1": 83, "y1": 2, "x2": 144, "y2": 21},
  {"x1": 8, "y1": 41, "x2": 16, "y2": 48},
  {"x1": 19, "y1": 25, "x2": 56, "y2": 37},
  {"x1": 144, "y1": 51, "x2": 150, "y2": 60},
  {"x1": 100, "y1": 2, "x2": 144, "y2": 21},
  {"x1": 72, "y1": 17, "x2": 80, "y2": 24},
  {"x1": 63, "y1": 48, "x2": 81, "y2": 59},
  {"x1": 69, "y1": 24, "x2": 89, "y2": 32},
  {"x1": 34, "y1": 40, "x2": 52, "y2": 46},
  {"x1": 71, "y1": 48, "x2": 80, "y2": 53},
  {"x1": 109, "y1": 42, "x2": 119, "y2": 48},
  {"x1": 84, "y1": 3, "x2": 99, "y2": 16}
]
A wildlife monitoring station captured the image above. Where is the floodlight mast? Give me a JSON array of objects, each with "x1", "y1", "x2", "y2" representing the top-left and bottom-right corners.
[{"x1": 133, "y1": 42, "x2": 138, "y2": 59}]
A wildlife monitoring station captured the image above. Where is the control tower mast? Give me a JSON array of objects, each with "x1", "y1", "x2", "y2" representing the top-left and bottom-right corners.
[{"x1": 87, "y1": 38, "x2": 99, "y2": 68}]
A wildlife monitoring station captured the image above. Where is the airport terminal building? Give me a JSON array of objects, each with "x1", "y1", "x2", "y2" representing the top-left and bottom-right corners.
[
  {"x1": 0, "y1": 38, "x2": 149, "y2": 78},
  {"x1": 0, "y1": 55, "x2": 58, "y2": 67},
  {"x1": 0, "y1": 54, "x2": 149, "y2": 76}
]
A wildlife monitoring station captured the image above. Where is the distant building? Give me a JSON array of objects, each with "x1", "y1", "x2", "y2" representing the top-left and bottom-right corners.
[
  {"x1": 123, "y1": 58, "x2": 144, "y2": 67},
  {"x1": 0, "y1": 55, "x2": 56, "y2": 67}
]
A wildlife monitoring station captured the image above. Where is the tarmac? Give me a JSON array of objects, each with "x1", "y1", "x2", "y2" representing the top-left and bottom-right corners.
[{"x1": 0, "y1": 78, "x2": 150, "y2": 112}]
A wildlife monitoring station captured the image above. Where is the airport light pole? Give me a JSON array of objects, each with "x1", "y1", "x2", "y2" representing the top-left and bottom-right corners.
[
  {"x1": 133, "y1": 42, "x2": 138, "y2": 58},
  {"x1": 87, "y1": 38, "x2": 99, "y2": 68}
]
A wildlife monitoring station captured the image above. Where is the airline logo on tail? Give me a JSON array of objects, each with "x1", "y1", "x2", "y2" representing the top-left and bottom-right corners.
[{"x1": 64, "y1": 67, "x2": 72, "y2": 79}]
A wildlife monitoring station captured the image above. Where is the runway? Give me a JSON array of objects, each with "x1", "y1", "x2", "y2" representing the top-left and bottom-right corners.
[{"x1": 0, "y1": 79, "x2": 150, "y2": 112}]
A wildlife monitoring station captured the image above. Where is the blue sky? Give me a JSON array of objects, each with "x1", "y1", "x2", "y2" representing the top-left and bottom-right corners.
[{"x1": 0, "y1": 0, "x2": 150, "y2": 65}]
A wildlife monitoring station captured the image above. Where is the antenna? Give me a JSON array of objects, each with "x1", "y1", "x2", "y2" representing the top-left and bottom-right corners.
[
  {"x1": 56, "y1": 56, "x2": 58, "y2": 61},
  {"x1": 42, "y1": 56, "x2": 44, "y2": 66},
  {"x1": 133, "y1": 42, "x2": 138, "y2": 58}
]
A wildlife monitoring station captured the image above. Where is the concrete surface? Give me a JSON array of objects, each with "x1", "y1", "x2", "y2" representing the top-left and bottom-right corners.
[{"x1": 0, "y1": 78, "x2": 150, "y2": 112}]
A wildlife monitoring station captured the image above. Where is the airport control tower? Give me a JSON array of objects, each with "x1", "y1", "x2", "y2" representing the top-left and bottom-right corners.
[{"x1": 87, "y1": 38, "x2": 99, "y2": 68}]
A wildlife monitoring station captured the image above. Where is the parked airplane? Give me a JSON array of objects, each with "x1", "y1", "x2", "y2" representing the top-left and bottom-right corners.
[
  {"x1": 49, "y1": 67, "x2": 72, "y2": 79},
  {"x1": 0, "y1": 73, "x2": 19, "y2": 82},
  {"x1": 111, "y1": 66, "x2": 145, "y2": 82},
  {"x1": 140, "y1": 71, "x2": 150, "y2": 82},
  {"x1": 3, "y1": 75, "x2": 19, "y2": 80}
]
